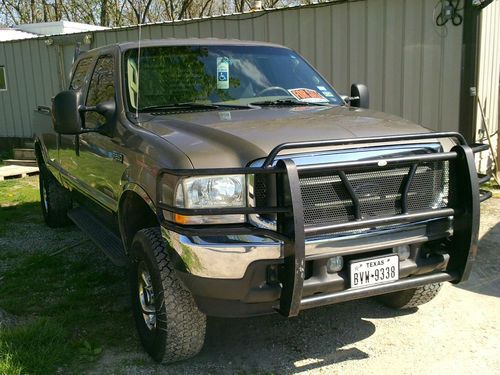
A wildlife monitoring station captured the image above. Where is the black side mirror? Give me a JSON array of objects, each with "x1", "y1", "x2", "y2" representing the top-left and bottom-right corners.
[
  {"x1": 350, "y1": 83, "x2": 369, "y2": 109},
  {"x1": 52, "y1": 90, "x2": 83, "y2": 134},
  {"x1": 81, "y1": 99, "x2": 116, "y2": 124}
]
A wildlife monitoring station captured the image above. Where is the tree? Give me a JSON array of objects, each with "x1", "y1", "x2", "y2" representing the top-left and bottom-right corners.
[{"x1": 0, "y1": 0, "x2": 299, "y2": 27}]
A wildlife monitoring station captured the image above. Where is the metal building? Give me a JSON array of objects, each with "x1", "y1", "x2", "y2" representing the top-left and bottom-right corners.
[{"x1": 0, "y1": 0, "x2": 498, "y2": 160}]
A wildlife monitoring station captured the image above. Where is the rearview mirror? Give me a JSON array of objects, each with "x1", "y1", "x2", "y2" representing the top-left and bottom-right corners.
[
  {"x1": 350, "y1": 83, "x2": 369, "y2": 109},
  {"x1": 83, "y1": 99, "x2": 116, "y2": 125},
  {"x1": 52, "y1": 90, "x2": 83, "y2": 134}
]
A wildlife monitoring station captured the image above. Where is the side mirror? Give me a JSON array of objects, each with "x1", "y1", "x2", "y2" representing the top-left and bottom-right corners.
[
  {"x1": 52, "y1": 90, "x2": 83, "y2": 134},
  {"x1": 94, "y1": 99, "x2": 116, "y2": 125},
  {"x1": 350, "y1": 83, "x2": 369, "y2": 109}
]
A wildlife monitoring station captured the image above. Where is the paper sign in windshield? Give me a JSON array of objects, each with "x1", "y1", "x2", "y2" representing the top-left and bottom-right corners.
[
  {"x1": 217, "y1": 57, "x2": 229, "y2": 89},
  {"x1": 288, "y1": 88, "x2": 329, "y2": 103}
]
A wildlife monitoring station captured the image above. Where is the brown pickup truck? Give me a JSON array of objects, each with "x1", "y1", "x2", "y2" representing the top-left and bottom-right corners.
[{"x1": 33, "y1": 39, "x2": 491, "y2": 363}]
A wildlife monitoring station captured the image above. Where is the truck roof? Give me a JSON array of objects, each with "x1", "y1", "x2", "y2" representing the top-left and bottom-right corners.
[{"x1": 88, "y1": 38, "x2": 289, "y2": 54}]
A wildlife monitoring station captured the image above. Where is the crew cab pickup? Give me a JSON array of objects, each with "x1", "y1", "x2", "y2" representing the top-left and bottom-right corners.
[{"x1": 33, "y1": 39, "x2": 491, "y2": 363}]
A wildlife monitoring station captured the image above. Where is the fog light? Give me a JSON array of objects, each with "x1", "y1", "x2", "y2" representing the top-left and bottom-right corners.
[
  {"x1": 326, "y1": 256, "x2": 343, "y2": 273},
  {"x1": 393, "y1": 245, "x2": 410, "y2": 260}
]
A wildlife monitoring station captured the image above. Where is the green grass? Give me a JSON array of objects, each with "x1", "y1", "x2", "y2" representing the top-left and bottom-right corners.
[
  {"x1": 0, "y1": 177, "x2": 135, "y2": 374},
  {"x1": 0, "y1": 177, "x2": 40, "y2": 236}
]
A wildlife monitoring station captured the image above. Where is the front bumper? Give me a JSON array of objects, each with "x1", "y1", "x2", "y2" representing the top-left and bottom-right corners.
[
  {"x1": 162, "y1": 218, "x2": 455, "y2": 317},
  {"x1": 157, "y1": 132, "x2": 490, "y2": 317}
]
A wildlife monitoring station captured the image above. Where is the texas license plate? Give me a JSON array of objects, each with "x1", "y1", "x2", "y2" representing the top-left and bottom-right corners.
[{"x1": 350, "y1": 254, "x2": 399, "y2": 289}]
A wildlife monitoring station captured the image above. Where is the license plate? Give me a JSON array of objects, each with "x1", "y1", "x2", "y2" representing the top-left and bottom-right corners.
[{"x1": 350, "y1": 254, "x2": 399, "y2": 289}]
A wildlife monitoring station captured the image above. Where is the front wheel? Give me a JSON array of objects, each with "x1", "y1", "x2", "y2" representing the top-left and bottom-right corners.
[
  {"x1": 377, "y1": 283, "x2": 443, "y2": 309},
  {"x1": 129, "y1": 228, "x2": 206, "y2": 363}
]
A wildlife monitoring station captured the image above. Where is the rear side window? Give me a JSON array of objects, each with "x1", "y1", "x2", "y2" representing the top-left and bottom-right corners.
[
  {"x1": 0, "y1": 66, "x2": 6, "y2": 91},
  {"x1": 85, "y1": 56, "x2": 115, "y2": 128},
  {"x1": 69, "y1": 58, "x2": 93, "y2": 90}
]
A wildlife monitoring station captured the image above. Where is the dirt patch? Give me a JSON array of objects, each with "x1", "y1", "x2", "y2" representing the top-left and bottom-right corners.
[{"x1": 87, "y1": 199, "x2": 500, "y2": 374}]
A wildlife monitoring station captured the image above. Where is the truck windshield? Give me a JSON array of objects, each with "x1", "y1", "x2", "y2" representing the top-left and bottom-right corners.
[{"x1": 124, "y1": 45, "x2": 343, "y2": 111}]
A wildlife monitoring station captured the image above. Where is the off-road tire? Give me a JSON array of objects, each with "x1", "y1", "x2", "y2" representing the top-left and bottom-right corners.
[
  {"x1": 377, "y1": 283, "x2": 443, "y2": 309},
  {"x1": 129, "y1": 227, "x2": 206, "y2": 363},
  {"x1": 38, "y1": 163, "x2": 72, "y2": 228}
]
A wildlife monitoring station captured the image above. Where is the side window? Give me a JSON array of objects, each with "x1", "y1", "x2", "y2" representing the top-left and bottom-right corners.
[
  {"x1": 69, "y1": 58, "x2": 92, "y2": 90},
  {"x1": 85, "y1": 56, "x2": 115, "y2": 129},
  {"x1": 0, "y1": 66, "x2": 7, "y2": 91}
]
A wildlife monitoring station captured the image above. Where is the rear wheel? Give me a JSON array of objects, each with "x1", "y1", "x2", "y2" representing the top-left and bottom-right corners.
[
  {"x1": 377, "y1": 283, "x2": 443, "y2": 309},
  {"x1": 38, "y1": 164, "x2": 72, "y2": 228},
  {"x1": 129, "y1": 228, "x2": 206, "y2": 363}
]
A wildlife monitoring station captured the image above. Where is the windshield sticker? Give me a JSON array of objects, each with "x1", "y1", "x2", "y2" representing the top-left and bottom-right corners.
[
  {"x1": 317, "y1": 86, "x2": 334, "y2": 97},
  {"x1": 217, "y1": 57, "x2": 230, "y2": 89},
  {"x1": 288, "y1": 88, "x2": 329, "y2": 103},
  {"x1": 218, "y1": 111, "x2": 232, "y2": 121}
]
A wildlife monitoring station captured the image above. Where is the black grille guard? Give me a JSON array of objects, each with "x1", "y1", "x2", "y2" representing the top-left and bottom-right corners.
[{"x1": 156, "y1": 132, "x2": 491, "y2": 317}]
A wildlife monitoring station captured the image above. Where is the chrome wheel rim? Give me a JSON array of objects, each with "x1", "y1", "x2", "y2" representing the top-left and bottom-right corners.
[{"x1": 137, "y1": 261, "x2": 156, "y2": 330}]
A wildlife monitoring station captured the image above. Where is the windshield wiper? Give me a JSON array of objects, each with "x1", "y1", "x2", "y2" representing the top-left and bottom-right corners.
[
  {"x1": 138, "y1": 102, "x2": 220, "y2": 112},
  {"x1": 249, "y1": 99, "x2": 331, "y2": 107},
  {"x1": 138, "y1": 102, "x2": 255, "y2": 113}
]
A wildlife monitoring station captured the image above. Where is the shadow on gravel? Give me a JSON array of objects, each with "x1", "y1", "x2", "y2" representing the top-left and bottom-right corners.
[
  {"x1": 163, "y1": 299, "x2": 416, "y2": 374},
  {"x1": 455, "y1": 221, "x2": 500, "y2": 298}
]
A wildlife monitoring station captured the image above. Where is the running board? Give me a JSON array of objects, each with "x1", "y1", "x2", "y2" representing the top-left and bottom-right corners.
[{"x1": 67, "y1": 206, "x2": 128, "y2": 267}]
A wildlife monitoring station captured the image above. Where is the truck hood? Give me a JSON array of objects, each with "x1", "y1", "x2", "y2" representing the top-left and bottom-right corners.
[{"x1": 140, "y1": 106, "x2": 436, "y2": 168}]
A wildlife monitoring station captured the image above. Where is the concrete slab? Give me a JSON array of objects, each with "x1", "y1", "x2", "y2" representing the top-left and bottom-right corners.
[{"x1": 0, "y1": 165, "x2": 39, "y2": 181}]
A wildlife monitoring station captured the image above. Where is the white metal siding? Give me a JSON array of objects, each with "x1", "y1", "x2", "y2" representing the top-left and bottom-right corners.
[
  {"x1": 476, "y1": 0, "x2": 500, "y2": 173},
  {"x1": 0, "y1": 0, "x2": 466, "y2": 138}
]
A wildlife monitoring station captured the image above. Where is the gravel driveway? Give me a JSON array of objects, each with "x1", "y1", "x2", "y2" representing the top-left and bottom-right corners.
[{"x1": 88, "y1": 197, "x2": 500, "y2": 375}]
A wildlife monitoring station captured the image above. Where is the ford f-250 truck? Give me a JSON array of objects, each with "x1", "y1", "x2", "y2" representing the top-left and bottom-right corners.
[{"x1": 33, "y1": 39, "x2": 491, "y2": 363}]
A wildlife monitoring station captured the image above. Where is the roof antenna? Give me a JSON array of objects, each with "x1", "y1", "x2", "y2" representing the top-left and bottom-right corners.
[{"x1": 135, "y1": 1, "x2": 142, "y2": 120}]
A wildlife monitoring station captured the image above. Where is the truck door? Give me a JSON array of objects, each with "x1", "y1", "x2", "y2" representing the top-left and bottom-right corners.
[
  {"x1": 58, "y1": 56, "x2": 93, "y2": 185},
  {"x1": 77, "y1": 55, "x2": 125, "y2": 211}
]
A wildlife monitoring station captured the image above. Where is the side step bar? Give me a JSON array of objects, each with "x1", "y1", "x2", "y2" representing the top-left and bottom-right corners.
[{"x1": 67, "y1": 206, "x2": 128, "y2": 267}]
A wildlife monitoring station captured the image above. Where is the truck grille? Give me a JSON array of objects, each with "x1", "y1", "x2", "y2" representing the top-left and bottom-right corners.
[{"x1": 299, "y1": 161, "x2": 449, "y2": 228}]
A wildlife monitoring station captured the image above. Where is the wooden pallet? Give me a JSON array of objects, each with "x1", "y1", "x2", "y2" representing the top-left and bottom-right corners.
[{"x1": 0, "y1": 165, "x2": 39, "y2": 181}]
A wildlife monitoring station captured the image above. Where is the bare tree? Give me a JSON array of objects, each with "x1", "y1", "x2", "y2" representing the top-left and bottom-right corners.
[{"x1": 0, "y1": 0, "x2": 297, "y2": 27}]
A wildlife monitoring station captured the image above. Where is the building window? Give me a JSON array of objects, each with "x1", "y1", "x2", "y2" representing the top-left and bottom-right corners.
[{"x1": 0, "y1": 66, "x2": 6, "y2": 91}]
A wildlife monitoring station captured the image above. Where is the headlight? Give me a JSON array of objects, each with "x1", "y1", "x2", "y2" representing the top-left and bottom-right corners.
[
  {"x1": 175, "y1": 175, "x2": 246, "y2": 208},
  {"x1": 171, "y1": 175, "x2": 246, "y2": 224}
]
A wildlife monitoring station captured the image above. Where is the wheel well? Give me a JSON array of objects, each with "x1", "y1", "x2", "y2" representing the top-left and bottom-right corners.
[{"x1": 119, "y1": 190, "x2": 159, "y2": 252}]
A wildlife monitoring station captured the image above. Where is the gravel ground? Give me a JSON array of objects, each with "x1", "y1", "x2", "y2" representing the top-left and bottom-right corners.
[
  {"x1": 1, "y1": 177, "x2": 498, "y2": 374},
  {"x1": 86, "y1": 196, "x2": 500, "y2": 375}
]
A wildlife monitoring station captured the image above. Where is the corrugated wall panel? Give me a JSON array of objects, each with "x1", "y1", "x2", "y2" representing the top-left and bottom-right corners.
[
  {"x1": 0, "y1": 44, "x2": 9, "y2": 136},
  {"x1": 348, "y1": 1, "x2": 367, "y2": 86},
  {"x1": 476, "y1": 0, "x2": 500, "y2": 173},
  {"x1": 476, "y1": 0, "x2": 499, "y2": 137},
  {"x1": 366, "y1": 0, "x2": 385, "y2": 110},
  {"x1": 5, "y1": 44, "x2": 23, "y2": 137},
  {"x1": 0, "y1": 43, "x2": 15, "y2": 136},
  {"x1": 383, "y1": 0, "x2": 404, "y2": 117},
  {"x1": 0, "y1": 0, "x2": 469, "y2": 138},
  {"x1": 420, "y1": 0, "x2": 444, "y2": 131},
  {"x1": 314, "y1": 7, "x2": 332, "y2": 84},
  {"x1": 298, "y1": 8, "x2": 316, "y2": 65},
  {"x1": 283, "y1": 9, "x2": 300, "y2": 52},
  {"x1": 439, "y1": 14, "x2": 462, "y2": 132},
  {"x1": 268, "y1": 12, "x2": 284, "y2": 46},
  {"x1": 401, "y1": 0, "x2": 424, "y2": 124}
]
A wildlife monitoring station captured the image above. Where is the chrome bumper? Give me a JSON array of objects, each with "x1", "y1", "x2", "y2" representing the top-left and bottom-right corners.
[
  {"x1": 161, "y1": 227, "x2": 282, "y2": 279},
  {"x1": 161, "y1": 218, "x2": 452, "y2": 279}
]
